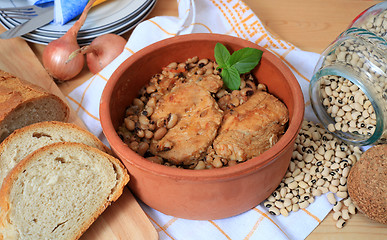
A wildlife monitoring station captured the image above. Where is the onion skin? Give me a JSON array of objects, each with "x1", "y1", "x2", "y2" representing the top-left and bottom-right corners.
[
  {"x1": 42, "y1": 0, "x2": 96, "y2": 81},
  {"x1": 85, "y1": 34, "x2": 127, "y2": 74}
]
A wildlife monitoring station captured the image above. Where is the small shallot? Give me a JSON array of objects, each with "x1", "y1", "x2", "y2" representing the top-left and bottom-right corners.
[
  {"x1": 81, "y1": 34, "x2": 126, "y2": 74},
  {"x1": 42, "y1": 0, "x2": 96, "y2": 81}
]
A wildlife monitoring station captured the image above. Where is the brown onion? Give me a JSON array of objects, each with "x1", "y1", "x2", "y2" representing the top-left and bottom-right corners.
[
  {"x1": 42, "y1": 0, "x2": 96, "y2": 81},
  {"x1": 85, "y1": 34, "x2": 126, "y2": 74}
]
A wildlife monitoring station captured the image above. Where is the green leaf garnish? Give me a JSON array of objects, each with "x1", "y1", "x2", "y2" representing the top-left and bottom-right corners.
[
  {"x1": 221, "y1": 66, "x2": 240, "y2": 90},
  {"x1": 229, "y1": 47, "x2": 263, "y2": 74},
  {"x1": 214, "y1": 43, "x2": 263, "y2": 90},
  {"x1": 214, "y1": 43, "x2": 231, "y2": 68}
]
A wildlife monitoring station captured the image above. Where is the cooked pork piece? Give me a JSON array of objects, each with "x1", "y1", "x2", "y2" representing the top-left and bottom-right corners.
[
  {"x1": 213, "y1": 90, "x2": 288, "y2": 162},
  {"x1": 150, "y1": 82, "x2": 223, "y2": 166}
]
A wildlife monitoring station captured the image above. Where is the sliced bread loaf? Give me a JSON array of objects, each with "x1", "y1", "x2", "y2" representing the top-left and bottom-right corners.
[
  {"x1": 0, "y1": 121, "x2": 110, "y2": 189},
  {"x1": 0, "y1": 142, "x2": 129, "y2": 240},
  {"x1": 0, "y1": 70, "x2": 69, "y2": 142}
]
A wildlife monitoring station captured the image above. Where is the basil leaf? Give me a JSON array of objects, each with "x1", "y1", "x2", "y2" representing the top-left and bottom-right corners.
[
  {"x1": 214, "y1": 43, "x2": 230, "y2": 68},
  {"x1": 221, "y1": 66, "x2": 240, "y2": 90},
  {"x1": 229, "y1": 47, "x2": 263, "y2": 74}
]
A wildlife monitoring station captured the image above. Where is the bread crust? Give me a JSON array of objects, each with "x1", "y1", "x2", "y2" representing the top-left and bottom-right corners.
[
  {"x1": 0, "y1": 142, "x2": 129, "y2": 240},
  {"x1": 0, "y1": 70, "x2": 70, "y2": 141},
  {"x1": 0, "y1": 121, "x2": 111, "y2": 154},
  {"x1": 347, "y1": 144, "x2": 387, "y2": 224}
]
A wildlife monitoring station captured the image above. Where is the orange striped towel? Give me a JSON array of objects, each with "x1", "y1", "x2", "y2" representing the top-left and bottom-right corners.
[{"x1": 67, "y1": 0, "x2": 332, "y2": 239}]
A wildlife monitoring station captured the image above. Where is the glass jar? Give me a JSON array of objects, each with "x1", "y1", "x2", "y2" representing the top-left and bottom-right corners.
[{"x1": 310, "y1": 23, "x2": 387, "y2": 145}]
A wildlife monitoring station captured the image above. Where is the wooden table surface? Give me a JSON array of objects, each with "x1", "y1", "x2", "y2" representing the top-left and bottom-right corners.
[{"x1": 27, "y1": 0, "x2": 387, "y2": 239}]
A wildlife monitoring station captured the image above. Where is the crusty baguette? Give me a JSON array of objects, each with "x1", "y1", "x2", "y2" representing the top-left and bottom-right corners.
[
  {"x1": 0, "y1": 70, "x2": 69, "y2": 142},
  {"x1": 0, "y1": 142, "x2": 129, "y2": 240},
  {"x1": 0, "y1": 121, "x2": 111, "y2": 189}
]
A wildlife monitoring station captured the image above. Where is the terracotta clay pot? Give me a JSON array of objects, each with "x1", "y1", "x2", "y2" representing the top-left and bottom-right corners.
[{"x1": 100, "y1": 33, "x2": 304, "y2": 220}]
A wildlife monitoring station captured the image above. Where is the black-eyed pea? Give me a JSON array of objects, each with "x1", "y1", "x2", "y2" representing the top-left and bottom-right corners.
[
  {"x1": 257, "y1": 83, "x2": 267, "y2": 92},
  {"x1": 299, "y1": 201, "x2": 310, "y2": 209},
  {"x1": 316, "y1": 179, "x2": 325, "y2": 186},
  {"x1": 312, "y1": 188, "x2": 322, "y2": 197},
  {"x1": 308, "y1": 197, "x2": 315, "y2": 204},
  {"x1": 280, "y1": 208, "x2": 289, "y2": 217},
  {"x1": 269, "y1": 206, "x2": 280, "y2": 216},
  {"x1": 286, "y1": 205, "x2": 292, "y2": 212},
  {"x1": 147, "y1": 97, "x2": 157, "y2": 108},
  {"x1": 333, "y1": 201, "x2": 343, "y2": 212},
  {"x1": 288, "y1": 181, "x2": 298, "y2": 190},
  {"x1": 264, "y1": 201, "x2": 273, "y2": 208},
  {"x1": 146, "y1": 156, "x2": 163, "y2": 164},
  {"x1": 129, "y1": 141, "x2": 139, "y2": 152},
  {"x1": 245, "y1": 81, "x2": 256, "y2": 91},
  {"x1": 212, "y1": 157, "x2": 223, "y2": 168},
  {"x1": 124, "y1": 118, "x2": 136, "y2": 131},
  {"x1": 292, "y1": 203, "x2": 300, "y2": 212},
  {"x1": 267, "y1": 195, "x2": 276, "y2": 202},
  {"x1": 336, "y1": 218, "x2": 346, "y2": 229},
  {"x1": 327, "y1": 192, "x2": 337, "y2": 205},
  {"x1": 301, "y1": 193, "x2": 311, "y2": 202},
  {"x1": 340, "y1": 177, "x2": 347, "y2": 185},
  {"x1": 284, "y1": 177, "x2": 294, "y2": 184},
  {"x1": 331, "y1": 179, "x2": 340, "y2": 187},
  {"x1": 298, "y1": 188, "x2": 305, "y2": 195},
  {"x1": 145, "y1": 122, "x2": 155, "y2": 133},
  {"x1": 285, "y1": 193, "x2": 294, "y2": 199},
  {"x1": 329, "y1": 185, "x2": 338, "y2": 193},
  {"x1": 338, "y1": 185, "x2": 348, "y2": 192},
  {"x1": 321, "y1": 167, "x2": 330, "y2": 177},
  {"x1": 139, "y1": 115, "x2": 149, "y2": 126},
  {"x1": 280, "y1": 187, "x2": 287, "y2": 198},
  {"x1": 341, "y1": 209, "x2": 350, "y2": 220},
  {"x1": 144, "y1": 130, "x2": 153, "y2": 139},
  {"x1": 348, "y1": 204, "x2": 356, "y2": 215},
  {"x1": 298, "y1": 181, "x2": 309, "y2": 189},
  {"x1": 143, "y1": 106, "x2": 154, "y2": 117},
  {"x1": 166, "y1": 113, "x2": 178, "y2": 129},
  {"x1": 275, "y1": 201, "x2": 284, "y2": 209},
  {"x1": 272, "y1": 190, "x2": 281, "y2": 200},
  {"x1": 336, "y1": 191, "x2": 348, "y2": 199},
  {"x1": 283, "y1": 198, "x2": 292, "y2": 208},
  {"x1": 136, "y1": 129, "x2": 145, "y2": 138},
  {"x1": 194, "y1": 161, "x2": 206, "y2": 170},
  {"x1": 137, "y1": 142, "x2": 149, "y2": 156},
  {"x1": 133, "y1": 98, "x2": 144, "y2": 109},
  {"x1": 240, "y1": 88, "x2": 254, "y2": 98},
  {"x1": 333, "y1": 211, "x2": 341, "y2": 221},
  {"x1": 154, "y1": 127, "x2": 167, "y2": 140},
  {"x1": 304, "y1": 154, "x2": 314, "y2": 163},
  {"x1": 294, "y1": 174, "x2": 305, "y2": 182}
]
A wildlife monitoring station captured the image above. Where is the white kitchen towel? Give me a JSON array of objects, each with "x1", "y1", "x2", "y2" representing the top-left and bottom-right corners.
[{"x1": 66, "y1": 0, "x2": 333, "y2": 239}]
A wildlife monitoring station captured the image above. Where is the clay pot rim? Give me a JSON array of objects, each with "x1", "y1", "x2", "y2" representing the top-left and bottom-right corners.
[{"x1": 100, "y1": 33, "x2": 304, "y2": 182}]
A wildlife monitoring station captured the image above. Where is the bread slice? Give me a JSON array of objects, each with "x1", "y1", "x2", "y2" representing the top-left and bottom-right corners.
[
  {"x1": 0, "y1": 70, "x2": 69, "y2": 142},
  {"x1": 0, "y1": 121, "x2": 111, "y2": 189},
  {"x1": 0, "y1": 142, "x2": 129, "y2": 240}
]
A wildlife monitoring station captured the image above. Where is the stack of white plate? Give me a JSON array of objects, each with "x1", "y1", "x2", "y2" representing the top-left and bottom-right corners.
[{"x1": 0, "y1": 0, "x2": 156, "y2": 45}]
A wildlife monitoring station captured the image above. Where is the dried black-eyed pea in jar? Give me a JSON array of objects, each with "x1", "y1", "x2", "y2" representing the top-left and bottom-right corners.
[{"x1": 310, "y1": 27, "x2": 387, "y2": 145}]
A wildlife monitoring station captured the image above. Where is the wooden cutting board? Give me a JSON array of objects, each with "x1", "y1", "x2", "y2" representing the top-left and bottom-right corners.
[{"x1": 0, "y1": 31, "x2": 158, "y2": 240}]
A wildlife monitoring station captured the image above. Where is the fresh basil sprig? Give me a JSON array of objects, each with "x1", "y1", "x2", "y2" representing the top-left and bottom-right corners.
[{"x1": 214, "y1": 43, "x2": 263, "y2": 90}]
